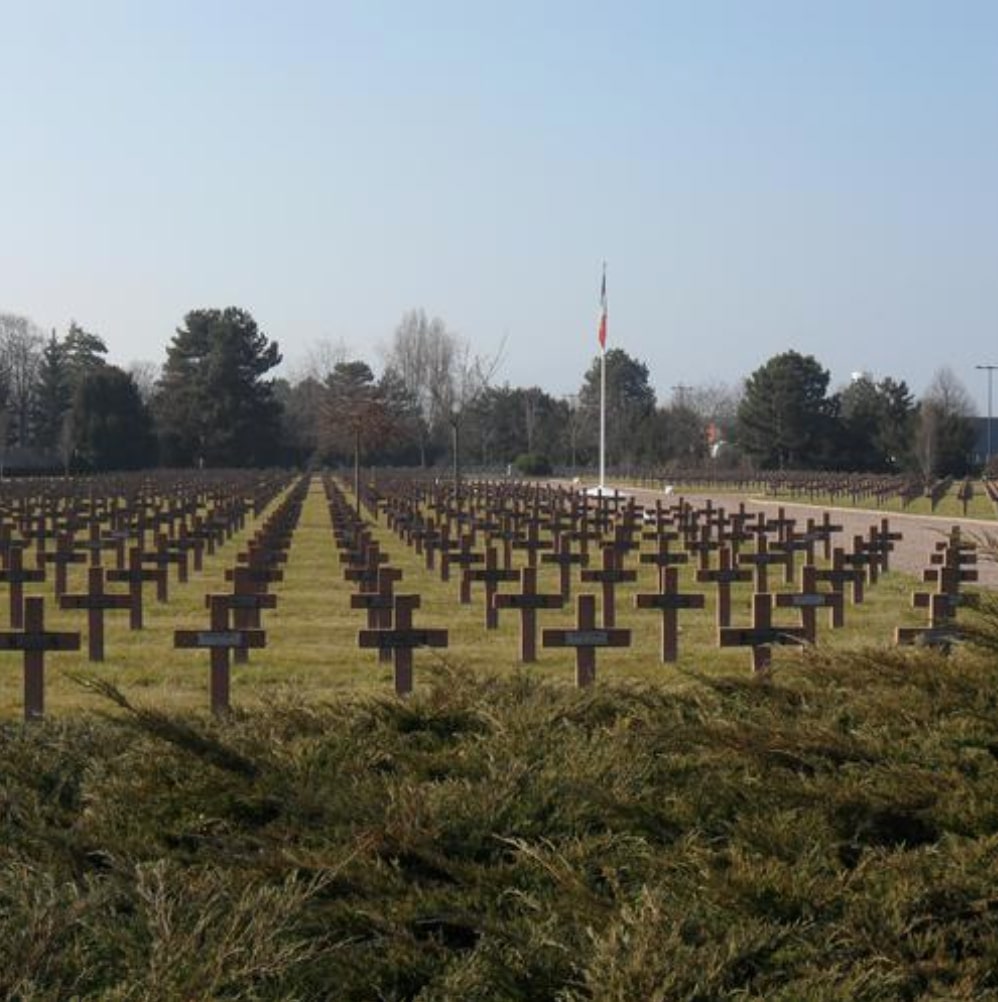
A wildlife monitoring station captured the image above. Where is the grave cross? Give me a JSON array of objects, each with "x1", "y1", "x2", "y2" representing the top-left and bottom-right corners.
[
  {"x1": 107, "y1": 547, "x2": 166, "y2": 629},
  {"x1": 175, "y1": 594, "x2": 267, "y2": 715},
  {"x1": 913, "y1": 564, "x2": 978, "y2": 617},
  {"x1": 465, "y1": 547, "x2": 519, "y2": 628},
  {"x1": 774, "y1": 565, "x2": 843, "y2": 644},
  {"x1": 580, "y1": 545, "x2": 637, "y2": 628},
  {"x1": 813, "y1": 512, "x2": 843, "y2": 561},
  {"x1": 358, "y1": 594, "x2": 448, "y2": 696},
  {"x1": 0, "y1": 546, "x2": 45, "y2": 629},
  {"x1": 695, "y1": 547, "x2": 751, "y2": 628},
  {"x1": 494, "y1": 566, "x2": 565, "y2": 662},
  {"x1": 896, "y1": 592, "x2": 960, "y2": 648},
  {"x1": 737, "y1": 534, "x2": 790, "y2": 593},
  {"x1": 541, "y1": 536, "x2": 589, "y2": 600},
  {"x1": 43, "y1": 534, "x2": 87, "y2": 599},
  {"x1": 639, "y1": 536, "x2": 689, "y2": 591},
  {"x1": 218, "y1": 564, "x2": 281, "y2": 665},
  {"x1": 350, "y1": 565, "x2": 404, "y2": 663},
  {"x1": 542, "y1": 593, "x2": 631, "y2": 687},
  {"x1": 719, "y1": 593, "x2": 808, "y2": 672},
  {"x1": 0, "y1": 596, "x2": 80, "y2": 720},
  {"x1": 512, "y1": 518, "x2": 554, "y2": 567},
  {"x1": 843, "y1": 535, "x2": 877, "y2": 587},
  {"x1": 634, "y1": 566, "x2": 705, "y2": 662},
  {"x1": 813, "y1": 547, "x2": 864, "y2": 614},
  {"x1": 60, "y1": 566, "x2": 133, "y2": 661},
  {"x1": 448, "y1": 535, "x2": 485, "y2": 603}
]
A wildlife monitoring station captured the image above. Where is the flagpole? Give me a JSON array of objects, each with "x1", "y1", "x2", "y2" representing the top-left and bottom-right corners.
[
  {"x1": 599, "y1": 342, "x2": 606, "y2": 490},
  {"x1": 598, "y1": 261, "x2": 607, "y2": 491}
]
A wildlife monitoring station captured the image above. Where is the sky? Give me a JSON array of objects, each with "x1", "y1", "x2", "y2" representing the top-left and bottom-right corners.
[{"x1": 2, "y1": 0, "x2": 997, "y2": 412}]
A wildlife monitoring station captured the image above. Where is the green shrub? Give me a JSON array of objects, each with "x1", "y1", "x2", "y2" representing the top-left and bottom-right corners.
[
  {"x1": 5, "y1": 652, "x2": 998, "y2": 999},
  {"x1": 513, "y1": 453, "x2": 552, "y2": 476}
]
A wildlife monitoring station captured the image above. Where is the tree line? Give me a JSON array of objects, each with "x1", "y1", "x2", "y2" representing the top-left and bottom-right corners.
[{"x1": 0, "y1": 306, "x2": 982, "y2": 477}]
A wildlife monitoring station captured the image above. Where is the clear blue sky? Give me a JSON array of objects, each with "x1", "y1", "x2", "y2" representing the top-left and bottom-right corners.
[{"x1": 3, "y1": 1, "x2": 997, "y2": 411}]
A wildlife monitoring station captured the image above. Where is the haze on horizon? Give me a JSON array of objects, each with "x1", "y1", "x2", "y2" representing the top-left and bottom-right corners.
[{"x1": 2, "y1": 0, "x2": 996, "y2": 411}]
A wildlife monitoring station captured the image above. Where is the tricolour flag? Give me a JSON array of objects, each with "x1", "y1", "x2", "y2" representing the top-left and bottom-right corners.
[{"x1": 597, "y1": 263, "x2": 607, "y2": 351}]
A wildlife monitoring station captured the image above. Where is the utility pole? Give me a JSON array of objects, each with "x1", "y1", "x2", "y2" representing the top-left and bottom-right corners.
[
  {"x1": 975, "y1": 364, "x2": 997, "y2": 472},
  {"x1": 671, "y1": 383, "x2": 693, "y2": 408}
]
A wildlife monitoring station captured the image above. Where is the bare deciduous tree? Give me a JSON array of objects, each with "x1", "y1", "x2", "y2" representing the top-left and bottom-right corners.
[
  {"x1": 0, "y1": 313, "x2": 44, "y2": 448},
  {"x1": 291, "y1": 338, "x2": 352, "y2": 385},
  {"x1": 382, "y1": 309, "x2": 457, "y2": 466},
  {"x1": 127, "y1": 360, "x2": 161, "y2": 405},
  {"x1": 915, "y1": 367, "x2": 976, "y2": 478}
]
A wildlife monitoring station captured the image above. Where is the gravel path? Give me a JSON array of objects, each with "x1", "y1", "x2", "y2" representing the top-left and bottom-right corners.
[{"x1": 622, "y1": 488, "x2": 998, "y2": 589}]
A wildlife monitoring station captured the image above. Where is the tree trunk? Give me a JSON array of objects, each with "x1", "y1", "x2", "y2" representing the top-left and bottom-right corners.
[
  {"x1": 452, "y1": 419, "x2": 460, "y2": 490},
  {"x1": 354, "y1": 428, "x2": 361, "y2": 514}
]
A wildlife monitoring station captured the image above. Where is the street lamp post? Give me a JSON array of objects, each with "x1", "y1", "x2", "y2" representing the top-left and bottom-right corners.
[{"x1": 976, "y1": 364, "x2": 997, "y2": 472}]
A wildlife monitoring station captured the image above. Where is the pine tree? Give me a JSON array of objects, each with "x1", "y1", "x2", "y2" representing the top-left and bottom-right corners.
[
  {"x1": 155, "y1": 307, "x2": 282, "y2": 467},
  {"x1": 70, "y1": 366, "x2": 156, "y2": 471},
  {"x1": 32, "y1": 333, "x2": 72, "y2": 452}
]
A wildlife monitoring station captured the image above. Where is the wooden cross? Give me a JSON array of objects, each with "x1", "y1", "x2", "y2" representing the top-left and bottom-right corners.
[
  {"x1": 639, "y1": 536, "x2": 689, "y2": 591},
  {"x1": 217, "y1": 565, "x2": 280, "y2": 665},
  {"x1": 542, "y1": 593, "x2": 631, "y2": 687},
  {"x1": 465, "y1": 547, "x2": 519, "y2": 628},
  {"x1": 634, "y1": 566, "x2": 705, "y2": 662},
  {"x1": 913, "y1": 565, "x2": 978, "y2": 617},
  {"x1": 860, "y1": 527, "x2": 894, "y2": 580},
  {"x1": 512, "y1": 519, "x2": 553, "y2": 567},
  {"x1": 494, "y1": 566, "x2": 564, "y2": 662},
  {"x1": 541, "y1": 536, "x2": 589, "y2": 600},
  {"x1": 448, "y1": 535, "x2": 484, "y2": 603},
  {"x1": 42, "y1": 534, "x2": 87, "y2": 598},
  {"x1": 814, "y1": 547, "x2": 864, "y2": 613},
  {"x1": 358, "y1": 594, "x2": 448, "y2": 696},
  {"x1": 696, "y1": 546, "x2": 751, "y2": 628},
  {"x1": 640, "y1": 501, "x2": 679, "y2": 543},
  {"x1": 0, "y1": 596, "x2": 80, "y2": 720},
  {"x1": 580, "y1": 545, "x2": 637, "y2": 628},
  {"x1": 843, "y1": 535, "x2": 877, "y2": 587},
  {"x1": 814, "y1": 512, "x2": 843, "y2": 561},
  {"x1": 926, "y1": 531, "x2": 978, "y2": 583},
  {"x1": 896, "y1": 592, "x2": 961, "y2": 648},
  {"x1": 139, "y1": 545, "x2": 173, "y2": 602},
  {"x1": 421, "y1": 519, "x2": 441, "y2": 571},
  {"x1": 107, "y1": 547, "x2": 167, "y2": 629},
  {"x1": 737, "y1": 534, "x2": 789, "y2": 593},
  {"x1": 770, "y1": 533, "x2": 811, "y2": 585},
  {"x1": 436, "y1": 526, "x2": 464, "y2": 582},
  {"x1": 774, "y1": 565, "x2": 843, "y2": 644},
  {"x1": 0, "y1": 546, "x2": 45, "y2": 629},
  {"x1": 60, "y1": 566, "x2": 133, "y2": 661},
  {"x1": 871, "y1": 519, "x2": 902, "y2": 573},
  {"x1": 175, "y1": 594, "x2": 267, "y2": 715},
  {"x1": 350, "y1": 565, "x2": 404, "y2": 663},
  {"x1": 176, "y1": 522, "x2": 206, "y2": 572},
  {"x1": 72, "y1": 521, "x2": 123, "y2": 569},
  {"x1": 719, "y1": 593, "x2": 808, "y2": 672},
  {"x1": 223, "y1": 564, "x2": 284, "y2": 587},
  {"x1": 343, "y1": 543, "x2": 388, "y2": 589},
  {"x1": 156, "y1": 532, "x2": 190, "y2": 585}
]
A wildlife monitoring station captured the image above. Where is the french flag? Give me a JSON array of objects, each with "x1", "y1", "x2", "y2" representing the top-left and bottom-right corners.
[{"x1": 597, "y1": 263, "x2": 607, "y2": 351}]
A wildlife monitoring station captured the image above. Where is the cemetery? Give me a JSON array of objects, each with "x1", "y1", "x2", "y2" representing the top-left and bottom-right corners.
[
  {"x1": 3, "y1": 470, "x2": 998, "y2": 999},
  {"x1": 0, "y1": 433, "x2": 995, "y2": 999},
  {"x1": 0, "y1": 468, "x2": 991, "y2": 718},
  {"x1": 6, "y1": 8, "x2": 998, "y2": 991}
]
